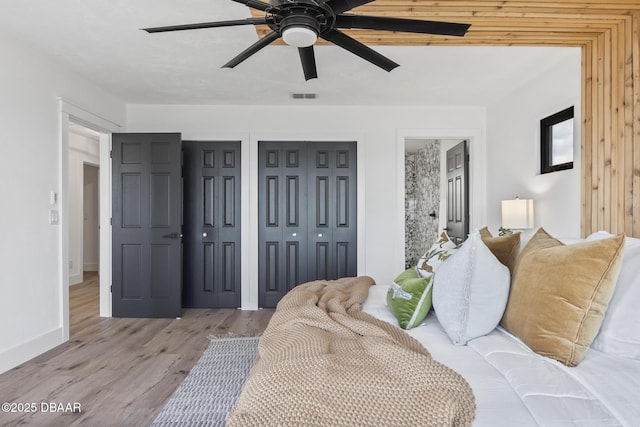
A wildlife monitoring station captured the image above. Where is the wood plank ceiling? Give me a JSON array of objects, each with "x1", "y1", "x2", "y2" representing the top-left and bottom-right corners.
[{"x1": 253, "y1": 0, "x2": 640, "y2": 238}]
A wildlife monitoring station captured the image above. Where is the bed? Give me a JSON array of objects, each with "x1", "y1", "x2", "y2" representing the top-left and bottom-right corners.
[
  {"x1": 364, "y1": 284, "x2": 640, "y2": 426},
  {"x1": 228, "y1": 228, "x2": 640, "y2": 426}
]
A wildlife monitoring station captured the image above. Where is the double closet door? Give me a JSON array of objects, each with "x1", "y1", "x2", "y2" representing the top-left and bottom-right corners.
[{"x1": 258, "y1": 141, "x2": 357, "y2": 308}]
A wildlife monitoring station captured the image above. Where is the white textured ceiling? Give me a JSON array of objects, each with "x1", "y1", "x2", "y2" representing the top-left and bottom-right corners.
[{"x1": 0, "y1": 0, "x2": 578, "y2": 106}]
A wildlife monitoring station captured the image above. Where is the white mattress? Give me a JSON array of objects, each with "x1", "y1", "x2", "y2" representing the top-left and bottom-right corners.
[{"x1": 362, "y1": 284, "x2": 640, "y2": 427}]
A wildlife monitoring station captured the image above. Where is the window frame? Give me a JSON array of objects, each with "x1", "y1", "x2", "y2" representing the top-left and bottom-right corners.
[{"x1": 540, "y1": 106, "x2": 575, "y2": 174}]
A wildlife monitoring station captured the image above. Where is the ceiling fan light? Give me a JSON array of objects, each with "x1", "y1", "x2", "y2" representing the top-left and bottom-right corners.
[{"x1": 282, "y1": 27, "x2": 317, "y2": 48}]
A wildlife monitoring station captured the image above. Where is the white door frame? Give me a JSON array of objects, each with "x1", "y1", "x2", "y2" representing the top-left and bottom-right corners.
[
  {"x1": 59, "y1": 99, "x2": 121, "y2": 339},
  {"x1": 396, "y1": 128, "x2": 487, "y2": 271}
]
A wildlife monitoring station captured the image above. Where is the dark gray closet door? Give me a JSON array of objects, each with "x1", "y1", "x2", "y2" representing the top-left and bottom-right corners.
[
  {"x1": 307, "y1": 142, "x2": 357, "y2": 280},
  {"x1": 183, "y1": 141, "x2": 241, "y2": 308},
  {"x1": 112, "y1": 133, "x2": 182, "y2": 318},
  {"x1": 258, "y1": 142, "x2": 309, "y2": 308},
  {"x1": 258, "y1": 141, "x2": 357, "y2": 308}
]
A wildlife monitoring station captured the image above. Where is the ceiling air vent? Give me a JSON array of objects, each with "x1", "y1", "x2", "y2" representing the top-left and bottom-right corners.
[{"x1": 291, "y1": 92, "x2": 318, "y2": 100}]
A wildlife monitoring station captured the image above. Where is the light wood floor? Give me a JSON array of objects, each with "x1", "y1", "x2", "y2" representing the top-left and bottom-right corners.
[{"x1": 0, "y1": 273, "x2": 274, "y2": 426}]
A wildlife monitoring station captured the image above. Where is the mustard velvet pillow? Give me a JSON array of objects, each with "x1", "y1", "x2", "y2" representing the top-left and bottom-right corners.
[
  {"x1": 501, "y1": 228, "x2": 625, "y2": 366},
  {"x1": 478, "y1": 227, "x2": 521, "y2": 275}
]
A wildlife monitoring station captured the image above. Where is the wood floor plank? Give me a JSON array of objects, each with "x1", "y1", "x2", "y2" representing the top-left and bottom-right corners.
[{"x1": 0, "y1": 274, "x2": 274, "y2": 426}]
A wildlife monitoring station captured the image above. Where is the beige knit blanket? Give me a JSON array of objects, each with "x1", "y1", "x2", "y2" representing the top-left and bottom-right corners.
[{"x1": 227, "y1": 276, "x2": 476, "y2": 426}]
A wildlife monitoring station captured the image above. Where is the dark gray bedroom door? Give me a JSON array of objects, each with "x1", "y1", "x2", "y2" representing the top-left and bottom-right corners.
[
  {"x1": 445, "y1": 140, "x2": 469, "y2": 244},
  {"x1": 258, "y1": 141, "x2": 357, "y2": 308},
  {"x1": 112, "y1": 133, "x2": 182, "y2": 318},
  {"x1": 182, "y1": 141, "x2": 241, "y2": 308}
]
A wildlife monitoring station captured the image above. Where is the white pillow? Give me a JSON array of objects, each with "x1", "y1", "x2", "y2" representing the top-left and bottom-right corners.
[
  {"x1": 588, "y1": 232, "x2": 640, "y2": 359},
  {"x1": 585, "y1": 230, "x2": 617, "y2": 241},
  {"x1": 433, "y1": 230, "x2": 510, "y2": 345}
]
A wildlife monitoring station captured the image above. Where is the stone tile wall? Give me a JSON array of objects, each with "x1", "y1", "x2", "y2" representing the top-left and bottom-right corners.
[{"x1": 405, "y1": 142, "x2": 441, "y2": 268}]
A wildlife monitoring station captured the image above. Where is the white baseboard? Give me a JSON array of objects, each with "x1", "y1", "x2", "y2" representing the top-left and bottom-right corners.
[
  {"x1": 69, "y1": 272, "x2": 83, "y2": 286},
  {"x1": 83, "y1": 262, "x2": 98, "y2": 271},
  {"x1": 0, "y1": 328, "x2": 64, "y2": 374}
]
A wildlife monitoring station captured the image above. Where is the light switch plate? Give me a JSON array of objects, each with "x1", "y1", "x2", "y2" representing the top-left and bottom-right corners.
[{"x1": 49, "y1": 209, "x2": 59, "y2": 225}]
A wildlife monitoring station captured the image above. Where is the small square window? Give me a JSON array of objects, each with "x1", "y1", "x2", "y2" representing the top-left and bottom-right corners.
[{"x1": 540, "y1": 106, "x2": 574, "y2": 174}]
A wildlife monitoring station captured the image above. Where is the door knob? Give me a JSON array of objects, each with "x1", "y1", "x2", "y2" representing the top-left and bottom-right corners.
[{"x1": 202, "y1": 232, "x2": 208, "y2": 237}]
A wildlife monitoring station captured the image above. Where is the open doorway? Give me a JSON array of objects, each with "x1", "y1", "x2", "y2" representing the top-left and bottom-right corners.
[
  {"x1": 67, "y1": 123, "x2": 101, "y2": 334},
  {"x1": 404, "y1": 138, "x2": 467, "y2": 268},
  {"x1": 68, "y1": 123, "x2": 100, "y2": 285}
]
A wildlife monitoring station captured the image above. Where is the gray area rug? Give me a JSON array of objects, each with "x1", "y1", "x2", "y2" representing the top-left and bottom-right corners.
[{"x1": 152, "y1": 336, "x2": 260, "y2": 426}]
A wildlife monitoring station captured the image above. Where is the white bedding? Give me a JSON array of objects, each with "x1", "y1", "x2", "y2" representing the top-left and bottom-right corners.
[{"x1": 362, "y1": 283, "x2": 640, "y2": 427}]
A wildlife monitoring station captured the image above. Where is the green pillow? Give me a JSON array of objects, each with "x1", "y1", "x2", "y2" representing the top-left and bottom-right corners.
[{"x1": 387, "y1": 269, "x2": 433, "y2": 330}]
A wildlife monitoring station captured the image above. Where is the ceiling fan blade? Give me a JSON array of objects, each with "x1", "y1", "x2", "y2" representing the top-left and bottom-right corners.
[
  {"x1": 321, "y1": 29, "x2": 398, "y2": 72},
  {"x1": 335, "y1": 14, "x2": 470, "y2": 37},
  {"x1": 231, "y1": 0, "x2": 273, "y2": 12},
  {"x1": 329, "y1": 0, "x2": 375, "y2": 14},
  {"x1": 223, "y1": 31, "x2": 281, "y2": 68},
  {"x1": 298, "y1": 46, "x2": 318, "y2": 81},
  {"x1": 142, "y1": 18, "x2": 268, "y2": 33}
]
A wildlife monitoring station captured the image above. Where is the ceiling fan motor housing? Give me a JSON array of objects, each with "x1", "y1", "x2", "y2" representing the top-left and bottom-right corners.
[
  {"x1": 269, "y1": 1, "x2": 335, "y2": 36},
  {"x1": 280, "y1": 13, "x2": 321, "y2": 35}
]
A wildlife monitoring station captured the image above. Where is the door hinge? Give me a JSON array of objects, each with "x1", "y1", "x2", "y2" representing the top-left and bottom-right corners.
[
  {"x1": 110, "y1": 150, "x2": 113, "y2": 158},
  {"x1": 110, "y1": 285, "x2": 112, "y2": 293},
  {"x1": 110, "y1": 217, "x2": 112, "y2": 226}
]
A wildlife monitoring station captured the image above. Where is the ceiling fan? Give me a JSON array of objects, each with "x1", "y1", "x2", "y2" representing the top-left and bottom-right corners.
[{"x1": 142, "y1": 0, "x2": 471, "y2": 80}]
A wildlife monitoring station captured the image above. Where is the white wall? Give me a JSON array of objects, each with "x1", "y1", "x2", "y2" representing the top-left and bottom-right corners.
[
  {"x1": 486, "y1": 49, "x2": 582, "y2": 240},
  {"x1": 68, "y1": 132, "x2": 99, "y2": 285},
  {"x1": 125, "y1": 105, "x2": 488, "y2": 308},
  {"x1": 0, "y1": 32, "x2": 125, "y2": 373}
]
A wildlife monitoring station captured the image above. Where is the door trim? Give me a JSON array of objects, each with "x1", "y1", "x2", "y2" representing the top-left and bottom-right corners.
[
  {"x1": 59, "y1": 99, "x2": 121, "y2": 334},
  {"x1": 397, "y1": 128, "x2": 486, "y2": 275}
]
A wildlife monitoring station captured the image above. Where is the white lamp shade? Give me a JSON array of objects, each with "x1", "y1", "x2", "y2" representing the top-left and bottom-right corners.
[
  {"x1": 502, "y1": 199, "x2": 534, "y2": 229},
  {"x1": 282, "y1": 27, "x2": 317, "y2": 48}
]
